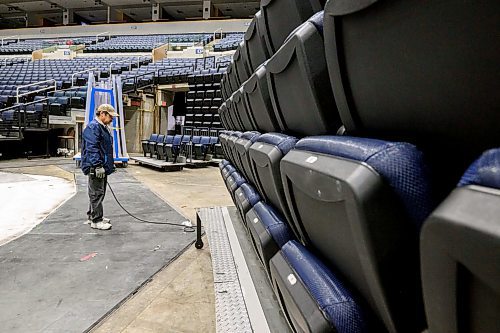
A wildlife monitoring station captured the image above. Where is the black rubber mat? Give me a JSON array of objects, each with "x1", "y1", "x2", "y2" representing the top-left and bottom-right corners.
[{"x1": 0, "y1": 168, "x2": 195, "y2": 333}]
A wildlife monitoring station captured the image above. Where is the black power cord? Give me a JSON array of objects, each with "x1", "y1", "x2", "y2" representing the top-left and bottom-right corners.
[{"x1": 106, "y1": 182, "x2": 195, "y2": 232}]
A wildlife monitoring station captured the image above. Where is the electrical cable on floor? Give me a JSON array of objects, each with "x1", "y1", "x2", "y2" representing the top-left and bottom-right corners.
[
  {"x1": 74, "y1": 171, "x2": 197, "y2": 232},
  {"x1": 106, "y1": 181, "x2": 195, "y2": 232}
]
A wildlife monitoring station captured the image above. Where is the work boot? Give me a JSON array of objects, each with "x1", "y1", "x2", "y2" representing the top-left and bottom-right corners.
[{"x1": 90, "y1": 221, "x2": 112, "y2": 230}]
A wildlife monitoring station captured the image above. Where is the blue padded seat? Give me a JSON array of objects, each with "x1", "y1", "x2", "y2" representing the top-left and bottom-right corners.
[
  {"x1": 280, "y1": 135, "x2": 434, "y2": 333},
  {"x1": 147, "y1": 134, "x2": 164, "y2": 158},
  {"x1": 221, "y1": 164, "x2": 236, "y2": 180},
  {"x1": 246, "y1": 201, "x2": 294, "y2": 274},
  {"x1": 225, "y1": 170, "x2": 246, "y2": 196},
  {"x1": 234, "y1": 131, "x2": 261, "y2": 186},
  {"x1": 219, "y1": 159, "x2": 231, "y2": 171},
  {"x1": 234, "y1": 183, "x2": 261, "y2": 222},
  {"x1": 141, "y1": 133, "x2": 158, "y2": 157},
  {"x1": 156, "y1": 135, "x2": 174, "y2": 161},
  {"x1": 270, "y1": 240, "x2": 370, "y2": 333},
  {"x1": 421, "y1": 148, "x2": 500, "y2": 333},
  {"x1": 249, "y1": 132, "x2": 298, "y2": 236}
]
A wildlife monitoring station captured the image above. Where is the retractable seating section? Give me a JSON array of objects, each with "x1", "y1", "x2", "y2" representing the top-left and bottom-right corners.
[
  {"x1": 270, "y1": 240, "x2": 371, "y2": 333},
  {"x1": 280, "y1": 136, "x2": 435, "y2": 333},
  {"x1": 323, "y1": 0, "x2": 500, "y2": 183},
  {"x1": 234, "y1": 131, "x2": 261, "y2": 186},
  {"x1": 233, "y1": 183, "x2": 261, "y2": 223},
  {"x1": 260, "y1": 0, "x2": 325, "y2": 56},
  {"x1": 242, "y1": 63, "x2": 280, "y2": 133},
  {"x1": 267, "y1": 11, "x2": 341, "y2": 136},
  {"x1": 232, "y1": 88, "x2": 256, "y2": 132},
  {"x1": 147, "y1": 134, "x2": 165, "y2": 158},
  {"x1": 243, "y1": 11, "x2": 270, "y2": 73},
  {"x1": 421, "y1": 148, "x2": 500, "y2": 333},
  {"x1": 142, "y1": 133, "x2": 158, "y2": 157},
  {"x1": 248, "y1": 133, "x2": 298, "y2": 234},
  {"x1": 233, "y1": 42, "x2": 251, "y2": 86},
  {"x1": 246, "y1": 201, "x2": 293, "y2": 275}
]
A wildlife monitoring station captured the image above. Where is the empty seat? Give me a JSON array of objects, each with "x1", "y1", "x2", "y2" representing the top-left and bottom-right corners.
[
  {"x1": 280, "y1": 136, "x2": 435, "y2": 332},
  {"x1": 234, "y1": 131, "x2": 261, "y2": 186},
  {"x1": 141, "y1": 133, "x2": 158, "y2": 157},
  {"x1": 148, "y1": 134, "x2": 165, "y2": 158},
  {"x1": 323, "y1": 0, "x2": 500, "y2": 187},
  {"x1": 243, "y1": 11, "x2": 270, "y2": 73},
  {"x1": 232, "y1": 88, "x2": 256, "y2": 131},
  {"x1": 266, "y1": 11, "x2": 341, "y2": 136},
  {"x1": 249, "y1": 133, "x2": 298, "y2": 233},
  {"x1": 270, "y1": 240, "x2": 371, "y2": 333},
  {"x1": 421, "y1": 148, "x2": 500, "y2": 333},
  {"x1": 226, "y1": 95, "x2": 245, "y2": 131},
  {"x1": 242, "y1": 63, "x2": 280, "y2": 133},
  {"x1": 226, "y1": 131, "x2": 243, "y2": 165},
  {"x1": 260, "y1": 0, "x2": 324, "y2": 56},
  {"x1": 233, "y1": 42, "x2": 251, "y2": 86},
  {"x1": 157, "y1": 135, "x2": 174, "y2": 160},
  {"x1": 246, "y1": 201, "x2": 293, "y2": 274},
  {"x1": 233, "y1": 183, "x2": 261, "y2": 222}
]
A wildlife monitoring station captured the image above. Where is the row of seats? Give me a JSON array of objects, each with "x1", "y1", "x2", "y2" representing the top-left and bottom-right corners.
[
  {"x1": 85, "y1": 34, "x2": 213, "y2": 53},
  {"x1": 141, "y1": 133, "x2": 223, "y2": 162},
  {"x1": 217, "y1": 1, "x2": 499, "y2": 333},
  {"x1": 213, "y1": 33, "x2": 244, "y2": 52},
  {"x1": 185, "y1": 69, "x2": 224, "y2": 130}
]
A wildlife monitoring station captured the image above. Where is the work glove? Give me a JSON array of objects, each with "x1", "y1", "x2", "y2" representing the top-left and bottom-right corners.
[{"x1": 95, "y1": 166, "x2": 106, "y2": 179}]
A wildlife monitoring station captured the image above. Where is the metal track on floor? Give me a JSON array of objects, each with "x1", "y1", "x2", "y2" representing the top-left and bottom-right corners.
[{"x1": 199, "y1": 206, "x2": 271, "y2": 333}]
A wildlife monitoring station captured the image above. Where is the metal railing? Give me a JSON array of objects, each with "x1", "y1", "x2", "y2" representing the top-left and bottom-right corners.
[
  {"x1": 95, "y1": 31, "x2": 110, "y2": 43},
  {"x1": 16, "y1": 79, "x2": 56, "y2": 104},
  {"x1": 121, "y1": 70, "x2": 157, "y2": 93},
  {"x1": 0, "y1": 97, "x2": 50, "y2": 139},
  {"x1": 1, "y1": 35, "x2": 19, "y2": 47},
  {"x1": 71, "y1": 68, "x2": 98, "y2": 87},
  {"x1": 213, "y1": 28, "x2": 222, "y2": 42}
]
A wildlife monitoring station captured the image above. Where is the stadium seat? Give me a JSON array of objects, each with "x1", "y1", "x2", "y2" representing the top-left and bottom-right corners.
[
  {"x1": 260, "y1": 0, "x2": 325, "y2": 55},
  {"x1": 421, "y1": 148, "x2": 500, "y2": 333},
  {"x1": 233, "y1": 183, "x2": 261, "y2": 222},
  {"x1": 242, "y1": 63, "x2": 280, "y2": 133},
  {"x1": 248, "y1": 133, "x2": 298, "y2": 233},
  {"x1": 243, "y1": 11, "x2": 270, "y2": 73},
  {"x1": 270, "y1": 240, "x2": 372, "y2": 333},
  {"x1": 233, "y1": 131, "x2": 261, "y2": 186},
  {"x1": 323, "y1": 0, "x2": 500, "y2": 187},
  {"x1": 246, "y1": 201, "x2": 293, "y2": 274},
  {"x1": 266, "y1": 11, "x2": 341, "y2": 136},
  {"x1": 280, "y1": 136, "x2": 435, "y2": 332}
]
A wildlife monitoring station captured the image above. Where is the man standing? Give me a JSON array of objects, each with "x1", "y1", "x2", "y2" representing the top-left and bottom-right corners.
[{"x1": 81, "y1": 104, "x2": 118, "y2": 230}]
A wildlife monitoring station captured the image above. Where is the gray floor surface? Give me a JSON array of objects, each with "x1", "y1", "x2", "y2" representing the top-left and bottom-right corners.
[{"x1": 0, "y1": 167, "x2": 195, "y2": 333}]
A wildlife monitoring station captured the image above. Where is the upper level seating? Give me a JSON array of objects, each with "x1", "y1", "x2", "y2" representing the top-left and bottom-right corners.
[
  {"x1": 213, "y1": 33, "x2": 244, "y2": 52},
  {"x1": 86, "y1": 34, "x2": 212, "y2": 53}
]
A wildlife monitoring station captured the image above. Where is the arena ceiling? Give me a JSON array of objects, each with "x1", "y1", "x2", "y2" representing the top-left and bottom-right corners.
[{"x1": 0, "y1": 0, "x2": 259, "y2": 28}]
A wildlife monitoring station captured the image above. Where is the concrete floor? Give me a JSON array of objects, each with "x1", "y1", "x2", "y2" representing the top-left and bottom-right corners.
[{"x1": 0, "y1": 158, "x2": 233, "y2": 333}]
